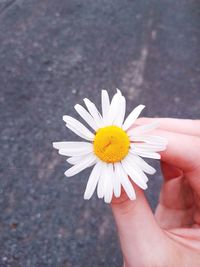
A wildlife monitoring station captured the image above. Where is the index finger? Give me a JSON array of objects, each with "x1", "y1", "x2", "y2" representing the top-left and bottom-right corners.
[
  {"x1": 137, "y1": 118, "x2": 200, "y2": 137},
  {"x1": 151, "y1": 129, "x2": 200, "y2": 173}
]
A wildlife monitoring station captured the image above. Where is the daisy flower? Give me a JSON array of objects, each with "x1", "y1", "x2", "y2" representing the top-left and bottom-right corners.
[{"x1": 53, "y1": 89, "x2": 167, "y2": 203}]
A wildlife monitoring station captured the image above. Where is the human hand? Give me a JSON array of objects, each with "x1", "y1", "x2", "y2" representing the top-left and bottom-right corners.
[{"x1": 111, "y1": 118, "x2": 200, "y2": 267}]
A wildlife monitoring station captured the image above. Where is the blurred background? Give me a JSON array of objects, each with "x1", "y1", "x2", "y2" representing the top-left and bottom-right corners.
[{"x1": 0, "y1": 0, "x2": 200, "y2": 266}]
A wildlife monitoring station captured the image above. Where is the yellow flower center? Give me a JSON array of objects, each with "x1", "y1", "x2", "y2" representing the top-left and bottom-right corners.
[{"x1": 93, "y1": 126, "x2": 130, "y2": 163}]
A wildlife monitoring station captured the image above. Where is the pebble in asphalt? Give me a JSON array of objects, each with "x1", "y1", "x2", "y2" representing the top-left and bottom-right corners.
[{"x1": 0, "y1": 0, "x2": 200, "y2": 266}]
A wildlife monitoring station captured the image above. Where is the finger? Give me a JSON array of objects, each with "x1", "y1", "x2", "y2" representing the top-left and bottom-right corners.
[
  {"x1": 166, "y1": 229, "x2": 200, "y2": 252},
  {"x1": 161, "y1": 161, "x2": 183, "y2": 181},
  {"x1": 167, "y1": 228, "x2": 200, "y2": 241},
  {"x1": 151, "y1": 129, "x2": 200, "y2": 173},
  {"x1": 111, "y1": 185, "x2": 166, "y2": 266},
  {"x1": 157, "y1": 129, "x2": 200, "y2": 200},
  {"x1": 136, "y1": 118, "x2": 200, "y2": 137},
  {"x1": 155, "y1": 162, "x2": 194, "y2": 228}
]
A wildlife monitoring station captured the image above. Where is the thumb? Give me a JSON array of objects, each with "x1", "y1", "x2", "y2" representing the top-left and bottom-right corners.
[{"x1": 111, "y1": 184, "x2": 167, "y2": 265}]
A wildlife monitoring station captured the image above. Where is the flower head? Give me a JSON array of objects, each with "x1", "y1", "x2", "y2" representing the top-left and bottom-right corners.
[{"x1": 53, "y1": 89, "x2": 167, "y2": 203}]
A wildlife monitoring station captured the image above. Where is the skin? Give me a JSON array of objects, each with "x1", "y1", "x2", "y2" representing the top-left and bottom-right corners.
[{"x1": 111, "y1": 118, "x2": 200, "y2": 267}]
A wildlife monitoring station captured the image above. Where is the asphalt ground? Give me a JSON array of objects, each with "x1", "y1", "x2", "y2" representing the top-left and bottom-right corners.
[{"x1": 0, "y1": 0, "x2": 200, "y2": 266}]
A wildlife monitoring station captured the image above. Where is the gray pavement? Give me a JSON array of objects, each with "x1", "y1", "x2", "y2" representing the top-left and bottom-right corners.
[{"x1": 0, "y1": 0, "x2": 200, "y2": 266}]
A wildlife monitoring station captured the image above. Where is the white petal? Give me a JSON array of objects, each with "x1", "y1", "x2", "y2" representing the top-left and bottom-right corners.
[
  {"x1": 122, "y1": 105, "x2": 145, "y2": 131},
  {"x1": 106, "y1": 91, "x2": 121, "y2": 125},
  {"x1": 131, "y1": 143, "x2": 166, "y2": 152},
  {"x1": 63, "y1": 115, "x2": 94, "y2": 141},
  {"x1": 113, "y1": 96, "x2": 126, "y2": 127},
  {"x1": 129, "y1": 154, "x2": 156, "y2": 175},
  {"x1": 67, "y1": 153, "x2": 94, "y2": 165},
  {"x1": 55, "y1": 142, "x2": 93, "y2": 157},
  {"x1": 67, "y1": 155, "x2": 83, "y2": 165},
  {"x1": 131, "y1": 148, "x2": 161, "y2": 159},
  {"x1": 59, "y1": 147, "x2": 92, "y2": 157},
  {"x1": 115, "y1": 163, "x2": 136, "y2": 200},
  {"x1": 74, "y1": 104, "x2": 98, "y2": 131},
  {"x1": 121, "y1": 155, "x2": 148, "y2": 189},
  {"x1": 83, "y1": 98, "x2": 104, "y2": 127},
  {"x1": 104, "y1": 164, "x2": 114, "y2": 203},
  {"x1": 126, "y1": 154, "x2": 149, "y2": 183},
  {"x1": 53, "y1": 141, "x2": 90, "y2": 150},
  {"x1": 84, "y1": 162, "x2": 103, "y2": 200},
  {"x1": 112, "y1": 164, "x2": 121, "y2": 197},
  {"x1": 116, "y1": 88, "x2": 122, "y2": 95},
  {"x1": 64, "y1": 154, "x2": 97, "y2": 177},
  {"x1": 101, "y1": 90, "x2": 110, "y2": 120},
  {"x1": 128, "y1": 121, "x2": 159, "y2": 136},
  {"x1": 65, "y1": 124, "x2": 93, "y2": 141},
  {"x1": 131, "y1": 135, "x2": 168, "y2": 145},
  {"x1": 97, "y1": 162, "x2": 106, "y2": 198}
]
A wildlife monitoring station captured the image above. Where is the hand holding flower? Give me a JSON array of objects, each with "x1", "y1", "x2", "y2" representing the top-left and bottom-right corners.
[{"x1": 112, "y1": 118, "x2": 200, "y2": 267}]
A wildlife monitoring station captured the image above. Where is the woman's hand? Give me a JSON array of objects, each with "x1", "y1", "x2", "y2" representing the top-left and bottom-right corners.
[{"x1": 111, "y1": 118, "x2": 200, "y2": 267}]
